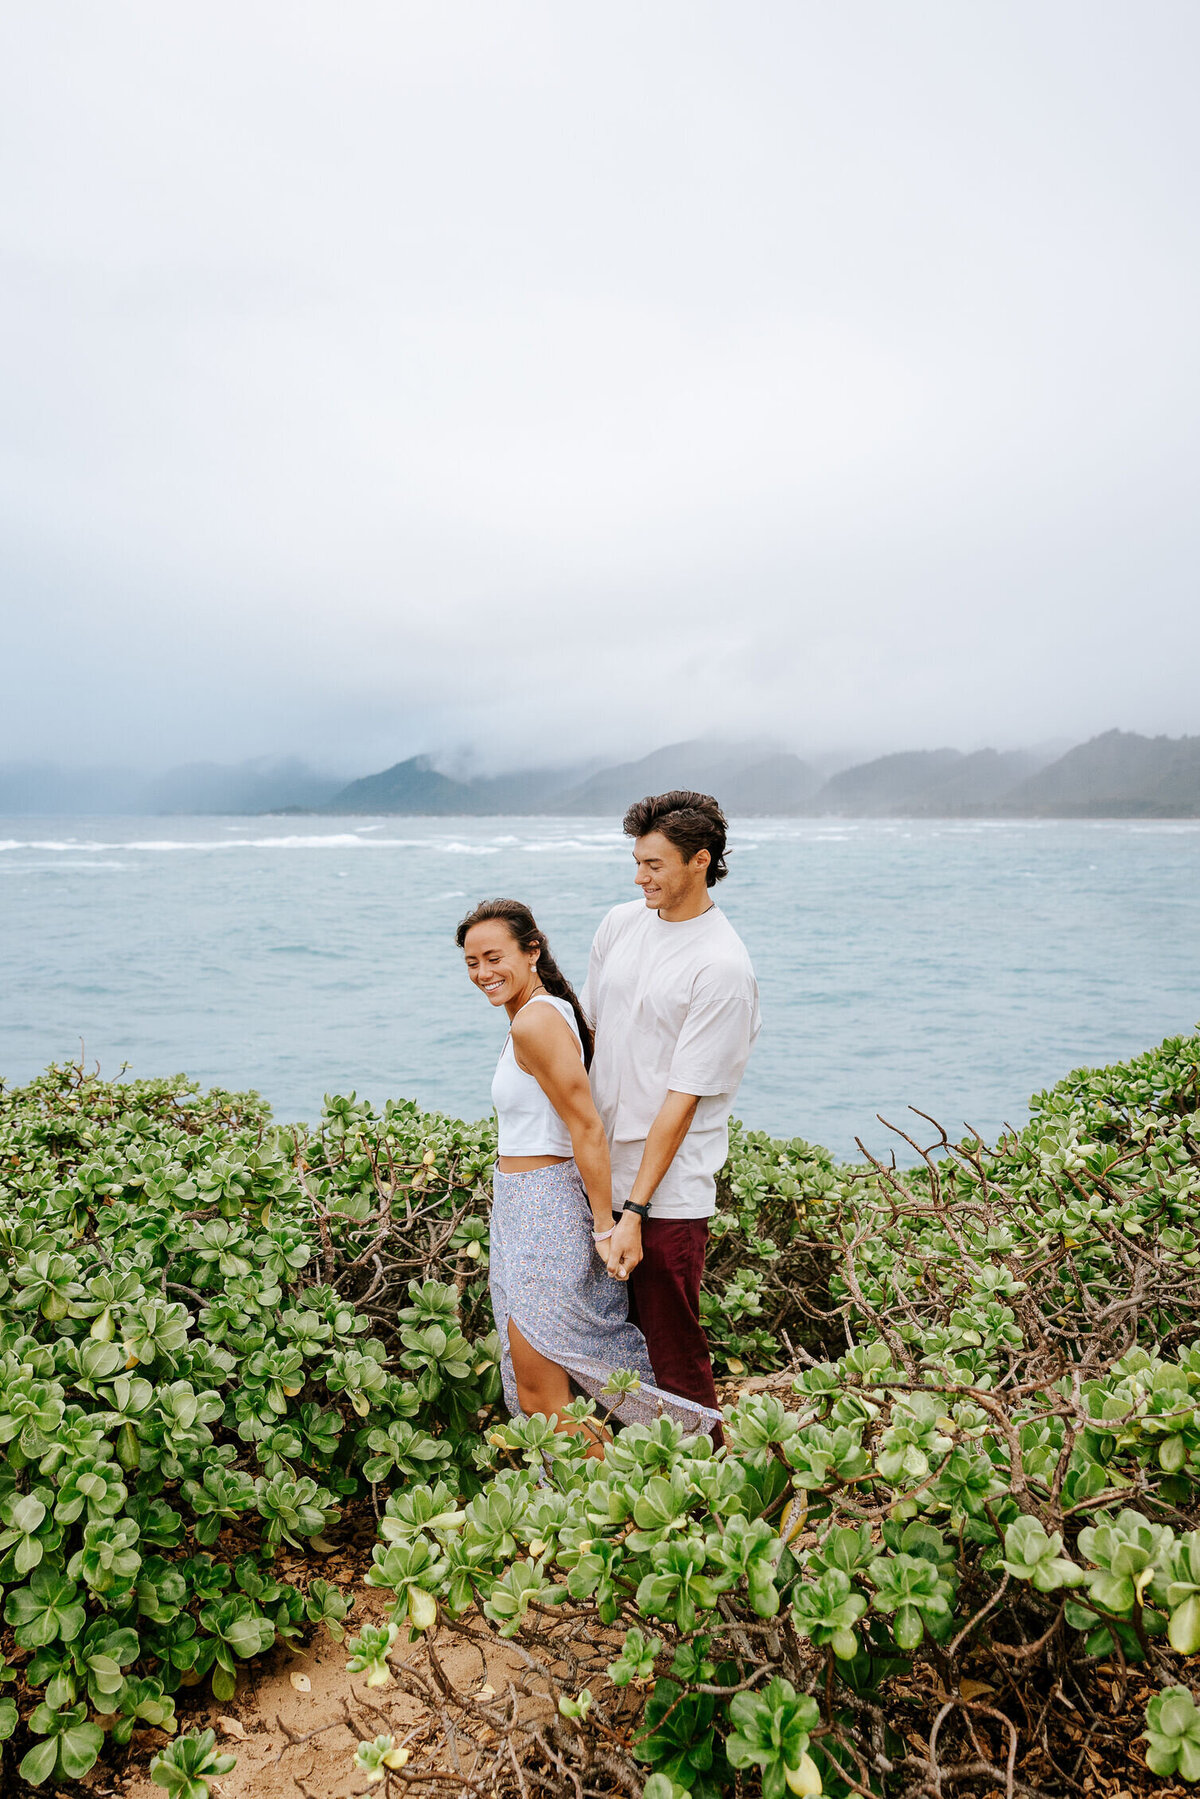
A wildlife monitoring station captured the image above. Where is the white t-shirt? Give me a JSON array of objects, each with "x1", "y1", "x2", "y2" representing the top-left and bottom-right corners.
[{"x1": 580, "y1": 898, "x2": 760, "y2": 1219}]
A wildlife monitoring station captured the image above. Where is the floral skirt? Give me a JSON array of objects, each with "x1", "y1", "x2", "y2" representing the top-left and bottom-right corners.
[{"x1": 489, "y1": 1159, "x2": 720, "y2": 1436}]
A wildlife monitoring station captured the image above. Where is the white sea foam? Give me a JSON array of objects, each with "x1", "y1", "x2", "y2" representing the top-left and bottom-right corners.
[
  {"x1": 520, "y1": 838, "x2": 626, "y2": 855},
  {"x1": 0, "y1": 834, "x2": 433, "y2": 853},
  {"x1": 0, "y1": 831, "x2": 646, "y2": 854},
  {"x1": 0, "y1": 839, "x2": 92, "y2": 852},
  {"x1": 2, "y1": 817, "x2": 1198, "y2": 859},
  {"x1": 126, "y1": 834, "x2": 421, "y2": 851}
]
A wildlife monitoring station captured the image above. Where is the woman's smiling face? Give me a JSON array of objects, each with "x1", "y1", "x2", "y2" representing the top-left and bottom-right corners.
[{"x1": 462, "y1": 919, "x2": 537, "y2": 1007}]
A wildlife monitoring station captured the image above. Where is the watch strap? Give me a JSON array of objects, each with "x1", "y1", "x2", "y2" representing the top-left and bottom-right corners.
[{"x1": 623, "y1": 1200, "x2": 651, "y2": 1221}]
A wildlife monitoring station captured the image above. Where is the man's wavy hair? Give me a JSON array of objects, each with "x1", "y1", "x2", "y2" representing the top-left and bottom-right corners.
[{"x1": 622, "y1": 790, "x2": 728, "y2": 888}]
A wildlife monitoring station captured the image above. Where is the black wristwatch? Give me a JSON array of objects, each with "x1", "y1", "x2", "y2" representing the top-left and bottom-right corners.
[{"x1": 623, "y1": 1201, "x2": 651, "y2": 1222}]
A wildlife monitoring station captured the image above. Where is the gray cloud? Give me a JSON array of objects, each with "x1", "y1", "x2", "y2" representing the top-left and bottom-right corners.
[{"x1": 2, "y1": 0, "x2": 1198, "y2": 774}]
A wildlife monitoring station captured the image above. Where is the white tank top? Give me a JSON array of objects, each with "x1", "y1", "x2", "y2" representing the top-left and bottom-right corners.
[{"x1": 491, "y1": 993, "x2": 582, "y2": 1157}]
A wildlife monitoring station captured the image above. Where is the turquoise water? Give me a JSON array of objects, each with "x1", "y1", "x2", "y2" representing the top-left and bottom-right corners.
[{"x1": 1, "y1": 815, "x2": 1197, "y2": 1163}]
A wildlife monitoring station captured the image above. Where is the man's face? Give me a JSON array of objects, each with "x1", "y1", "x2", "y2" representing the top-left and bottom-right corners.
[{"x1": 632, "y1": 831, "x2": 709, "y2": 912}]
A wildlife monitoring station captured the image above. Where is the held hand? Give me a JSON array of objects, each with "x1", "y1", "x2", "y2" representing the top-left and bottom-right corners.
[{"x1": 606, "y1": 1211, "x2": 643, "y2": 1281}]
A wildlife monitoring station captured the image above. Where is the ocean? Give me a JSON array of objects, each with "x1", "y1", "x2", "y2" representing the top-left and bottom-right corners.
[{"x1": 2, "y1": 815, "x2": 1197, "y2": 1164}]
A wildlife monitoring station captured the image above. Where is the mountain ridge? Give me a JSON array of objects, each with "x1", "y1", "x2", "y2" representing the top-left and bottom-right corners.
[
  {"x1": 2, "y1": 730, "x2": 1197, "y2": 817},
  {"x1": 321, "y1": 731, "x2": 1200, "y2": 818},
  {"x1": 999, "y1": 729, "x2": 1200, "y2": 816}
]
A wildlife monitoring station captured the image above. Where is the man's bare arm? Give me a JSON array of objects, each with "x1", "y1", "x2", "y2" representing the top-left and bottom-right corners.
[{"x1": 606, "y1": 1090, "x2": 699, "y2": 1279}]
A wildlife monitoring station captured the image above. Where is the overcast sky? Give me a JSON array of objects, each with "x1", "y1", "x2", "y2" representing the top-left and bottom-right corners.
[{"x1": 2, "y1": 1, "x2": 1198, "y2": 775}]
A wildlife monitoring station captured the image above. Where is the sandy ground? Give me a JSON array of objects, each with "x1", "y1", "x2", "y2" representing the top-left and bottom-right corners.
[
  {"x1": 120, "y1": 1583, "x2": 394, "y2": 1799},
  {"x1": 117, "y1": 1582, "x2": 529, "y2": 1799}
]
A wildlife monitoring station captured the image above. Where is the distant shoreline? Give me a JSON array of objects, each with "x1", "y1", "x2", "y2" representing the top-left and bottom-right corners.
[
  {"x1": 2, "y1": 807, "x2": 1199, "y2": 824},
  {"x1": 262, "y1": 802, "x2": 1200, "y2": 821}
]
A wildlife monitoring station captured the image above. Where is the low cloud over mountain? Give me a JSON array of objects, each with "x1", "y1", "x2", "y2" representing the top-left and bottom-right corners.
[{"x1": 4, "y1": 731, "x2": 1198, "y2": 819}]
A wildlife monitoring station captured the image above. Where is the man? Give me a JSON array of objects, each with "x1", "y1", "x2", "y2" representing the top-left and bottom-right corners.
[{"x1": 581, "y1": 790, "x2": 760, "y2": 1429}]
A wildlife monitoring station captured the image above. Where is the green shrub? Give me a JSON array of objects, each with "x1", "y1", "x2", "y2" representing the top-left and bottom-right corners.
[
  {"x1": 0, "y1": 1062, "x2": 499, "y2": 1781},
  {"x1": 3, "y1": 1029, "x2": 1200, "y2": 1793},
  {"x1": 354, "y1": 1029, "x2": 1200, "y2": 1796}
]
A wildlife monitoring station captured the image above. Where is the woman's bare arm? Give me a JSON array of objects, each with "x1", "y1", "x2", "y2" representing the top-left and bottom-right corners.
[{"x1": 511, "y1": 1008, "x2": 614, "y2": 1233}]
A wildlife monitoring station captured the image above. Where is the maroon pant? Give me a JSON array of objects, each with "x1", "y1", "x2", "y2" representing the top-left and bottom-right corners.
[{"x1": 626, "y1": 1217, "x2": 724, "y2": 1446}]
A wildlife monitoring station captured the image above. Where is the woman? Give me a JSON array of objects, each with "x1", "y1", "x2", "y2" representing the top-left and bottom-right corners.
[{"x1": 457, "y1": 898, "x2": 720, "y2": 1450}]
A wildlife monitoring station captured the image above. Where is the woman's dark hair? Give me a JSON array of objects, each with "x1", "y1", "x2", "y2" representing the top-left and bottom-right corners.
[
  {"x1": 455, "y1": 898, "x2": 594, "y2": 1068},
  {"x1": 622, "y1": 790, "x2": 728, "y2": 887}
]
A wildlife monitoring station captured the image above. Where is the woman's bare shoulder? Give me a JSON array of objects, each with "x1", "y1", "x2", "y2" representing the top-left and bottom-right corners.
[
  {"x1": 512, "y1": 1000, "x2": 572, "y2": 1043},
  {"x1": 511, "y1": 1002, "x2": 581, "y2": 1070}
]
